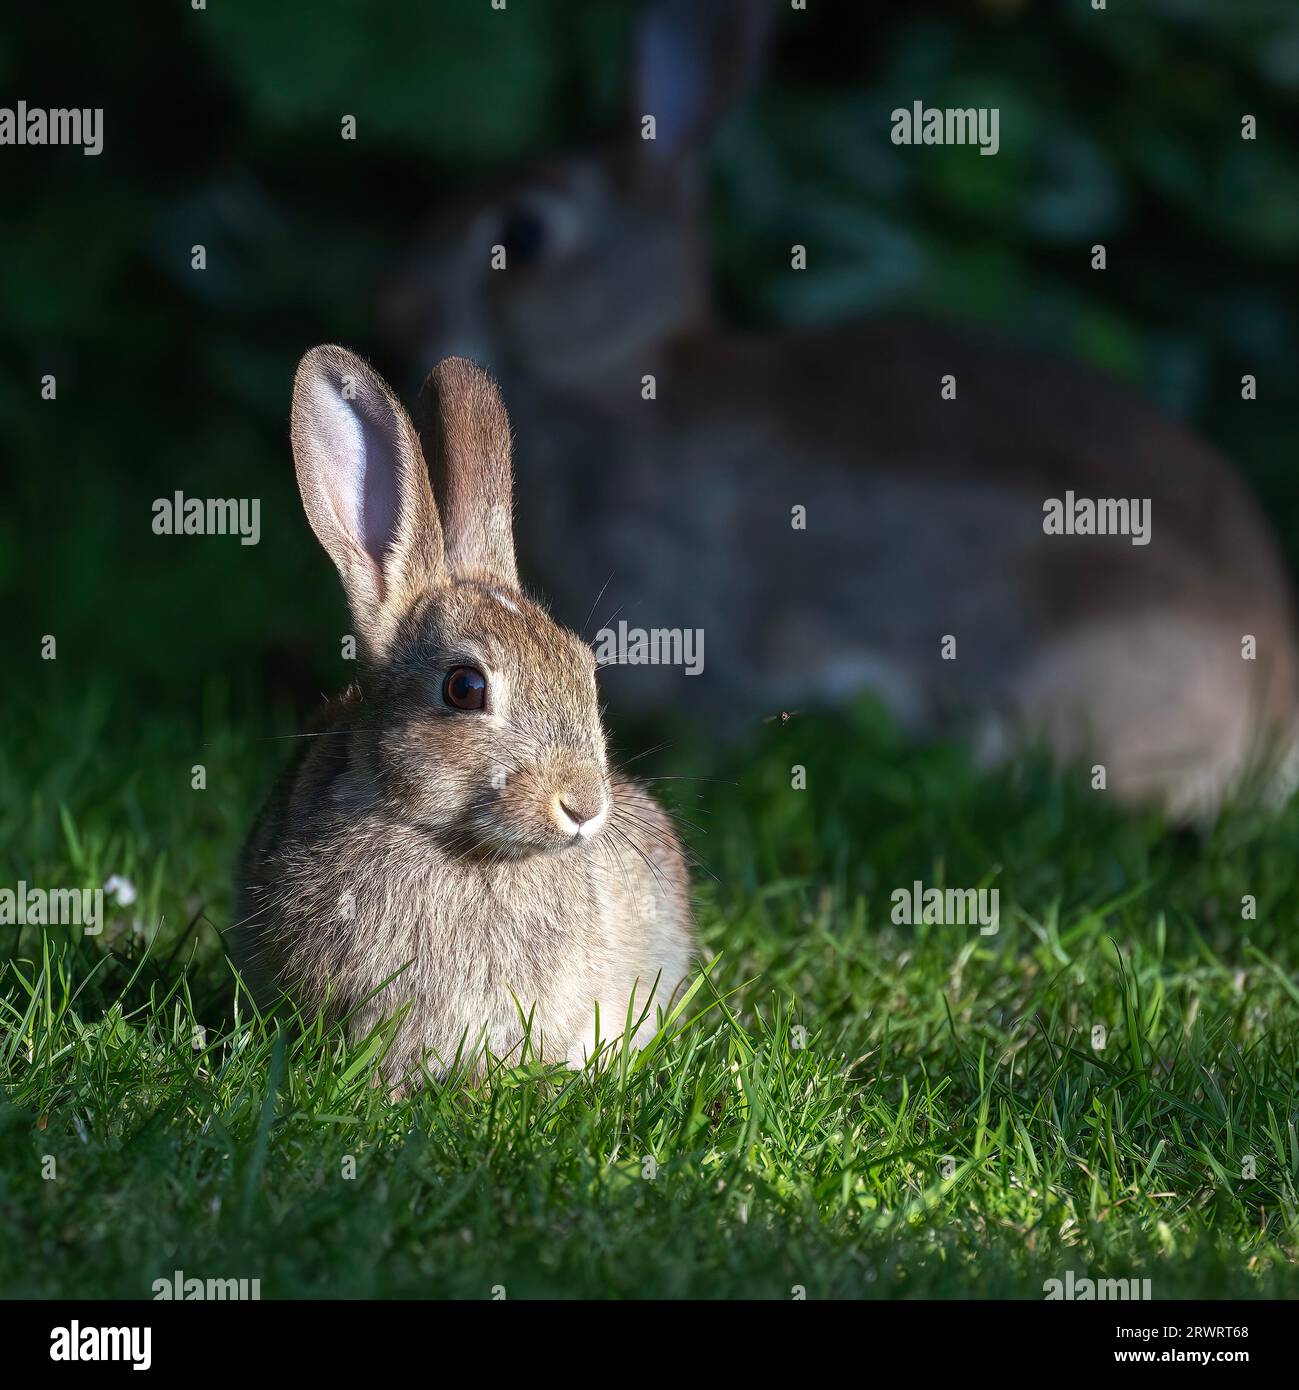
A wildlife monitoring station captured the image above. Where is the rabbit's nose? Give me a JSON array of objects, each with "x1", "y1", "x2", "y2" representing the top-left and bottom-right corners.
[{"x1": 552, "y1": 784, "x2": 608, "y2": 838}]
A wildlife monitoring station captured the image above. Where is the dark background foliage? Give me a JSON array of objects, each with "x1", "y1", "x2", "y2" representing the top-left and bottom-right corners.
[{"x1": 4, "y1": 0, "x2": 1299, "y2": 719}]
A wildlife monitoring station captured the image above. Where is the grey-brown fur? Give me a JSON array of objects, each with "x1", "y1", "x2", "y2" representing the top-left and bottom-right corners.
[{"x1": 233, "y1": 347, "x2": 694, "y2": 1080}]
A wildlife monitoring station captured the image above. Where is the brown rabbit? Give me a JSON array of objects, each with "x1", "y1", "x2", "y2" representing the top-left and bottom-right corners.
[
  {"x1": 381, "y1": 0, "x2": 1299, "y2": 818},
  {"x1": 233, "y1": 346, "x2": 694, "y2": 1081}
]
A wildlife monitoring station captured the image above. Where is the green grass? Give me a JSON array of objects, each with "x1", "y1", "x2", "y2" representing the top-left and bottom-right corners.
[{"x1": 2, "y1": 686, "x2": 1299, "y2": 1299}]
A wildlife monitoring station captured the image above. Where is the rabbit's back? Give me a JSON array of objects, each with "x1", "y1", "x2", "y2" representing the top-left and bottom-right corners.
[{"x1": 507, "y1": 320, "x2": 1297, "y2": 806}]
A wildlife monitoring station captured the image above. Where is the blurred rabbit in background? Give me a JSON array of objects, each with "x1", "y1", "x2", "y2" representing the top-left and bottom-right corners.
[{"x1": 381, "y1": 0, "x2": 1298, "y2": 818}]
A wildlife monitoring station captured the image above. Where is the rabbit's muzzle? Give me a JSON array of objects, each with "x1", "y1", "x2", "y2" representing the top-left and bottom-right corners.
[{"x1": 462, "y1": 757, "x2": 612, "y2": 859}]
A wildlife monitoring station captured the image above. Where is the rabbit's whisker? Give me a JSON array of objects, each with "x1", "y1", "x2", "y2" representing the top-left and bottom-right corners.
[
  {"x1": 613, "y1": 808, "x2": 718, "y2": 885},
  {"x1": 607, "y1": 822, "x2": 672, "y2": 905},
  {"x1": 618, "y1": 741, "x2": 675, "y2": 768},
  {"x1": 636, "y1": 775, "x2": 733, "y2": 787},
  {"x1": 597, "y1": 836, "x2": 644, "y2": 925},
  {"x1": 582, "y1": 568, "x2": 617, "y2": 637},
  {"x1": 258, "y1": 729, "x2": 361, "y2": 741}
]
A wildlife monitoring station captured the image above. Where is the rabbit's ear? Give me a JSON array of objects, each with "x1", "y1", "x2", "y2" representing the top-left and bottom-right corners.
[
  {"x1": 633, "y1": 0, "x2": 774, "y2": 161},
  {"x1": 417, "y1": 357, "x2": 518, "y2": 589},
  {"x1": 290, "y1": 345, "x2": 445, "y2": 659}
]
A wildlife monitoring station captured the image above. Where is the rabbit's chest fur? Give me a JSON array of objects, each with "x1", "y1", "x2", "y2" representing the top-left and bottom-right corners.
[
  {"x1": 260, "y1": 821, "x2": 609, "y2": 1066},
  {"x1": 239, "y1": 761, "x2": 687, "y2": 1074}
]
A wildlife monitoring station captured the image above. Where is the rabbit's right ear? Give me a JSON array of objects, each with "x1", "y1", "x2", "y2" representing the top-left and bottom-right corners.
[
  {"x1": 634, "y1": 0, "x2": 774, "y2": 161},
  {"x1": 417, "y1": 357, "x2": 518, "y2": 589},
  {"x1": 290, "y1": 345, "x2": 445, "y2": 660}
]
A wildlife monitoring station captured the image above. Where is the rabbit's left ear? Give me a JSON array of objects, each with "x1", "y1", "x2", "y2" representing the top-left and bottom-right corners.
[
  {"x1": 291, "y1": 345, "x2": 445, "y2": 660},
  {"x1": 418, "y1": 357, "x2": 518, "y2": 589}
]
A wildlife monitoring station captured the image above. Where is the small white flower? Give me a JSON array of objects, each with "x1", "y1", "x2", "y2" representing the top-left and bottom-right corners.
[{"x1": 103, "y1": 874, "x2": 137, "y2": 907}]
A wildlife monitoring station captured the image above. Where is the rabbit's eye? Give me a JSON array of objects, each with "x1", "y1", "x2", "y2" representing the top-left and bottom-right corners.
[
  {"x1": 500, "y1": 205, "x2": 548, "y2": 266},
  {"x1": 444, "y1": 666, "x2": 487, "y2": 711}
]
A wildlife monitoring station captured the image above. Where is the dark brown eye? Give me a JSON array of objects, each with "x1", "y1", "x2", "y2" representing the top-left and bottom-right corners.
[{"x1": 443, "y1": 666, "x2": 487, "y2": 711}]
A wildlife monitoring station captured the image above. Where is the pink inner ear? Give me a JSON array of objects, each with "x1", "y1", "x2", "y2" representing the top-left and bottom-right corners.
[
  {"x1": 356, "y1": 409, "x2": 402, "y2": 564},
  {"x1": 311, "y1": 378, "x2": 402, "y2": 570}
]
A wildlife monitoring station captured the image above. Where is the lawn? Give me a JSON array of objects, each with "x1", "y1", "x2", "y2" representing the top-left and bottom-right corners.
[{"x1": 2, "y1": 684, "x2": 1298, "y2": 1300}]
